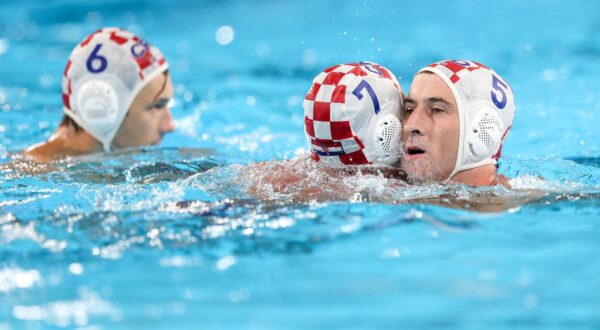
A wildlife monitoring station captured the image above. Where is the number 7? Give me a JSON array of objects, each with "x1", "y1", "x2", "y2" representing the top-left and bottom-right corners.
[{"x1": 352, "y1": 80, "x2": 381, "y2": 114}]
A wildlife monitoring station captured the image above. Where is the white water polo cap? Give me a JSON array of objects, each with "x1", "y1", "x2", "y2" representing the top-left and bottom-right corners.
[
  {"x1": 62, "y1": 27, "x2": 169, "y2": 151},
  {"x1": 303, "y1": 62, "x2": 403, "y2": 166},
  {"x1": 418, "y1": 60, "x2": 515, "y2": 180}
]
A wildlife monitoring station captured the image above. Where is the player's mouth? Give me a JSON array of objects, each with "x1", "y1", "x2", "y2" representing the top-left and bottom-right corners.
[{"x1": 405, "y1": 146, "x2": 426, "y2": 160}]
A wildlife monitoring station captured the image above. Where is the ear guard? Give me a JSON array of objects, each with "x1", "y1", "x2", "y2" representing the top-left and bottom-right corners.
[{"x1": 373, "y1": 113, "x2": 403, "y2": 165}]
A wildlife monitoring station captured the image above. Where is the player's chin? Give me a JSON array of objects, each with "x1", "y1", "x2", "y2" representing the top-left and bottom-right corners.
[{"x1": 401, "y1": 157, "x2": 437, "y2": 182}]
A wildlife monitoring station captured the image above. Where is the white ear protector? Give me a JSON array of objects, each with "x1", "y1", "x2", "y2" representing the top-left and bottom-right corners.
[
  {"x1": 76, "y1": 79, "x2": 120, "y2": 136},
  {"x1": 464, "y1": 103, "x2": 503, "y2": 162},
  {"x1": 373, "y1": 113, "x2": 402, "y2": 165}
]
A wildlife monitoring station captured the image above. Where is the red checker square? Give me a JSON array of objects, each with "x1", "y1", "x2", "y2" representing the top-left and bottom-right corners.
[
  {"x1": 331, "y1": 85, "x2": 346, "y2": 103},
  {"x1": 304, "y1": 116, "x2": 315, "y2": 137},
  {"x1": 349, "y1": 66, "x2": 367, "y2": 76},
  {"x1": 443, "y1": 61, "x2": 465, "y2": 74},
  {"x1": 305, "y1": 83, "x2": 320, "y2": 101},
  {"x1": 330, "y1": 121, "x2": 354, "y2": 140},
  {"x1": 135, "y1": 50, "x2": 154, "y2": 70},
  {"x1": 64, "y1": 60, "x2": 72, "y2": 77},
  {"x1": 62, "y1": 93, "x2": 70, "y2": 110},
  {"x1": 322, "y1": 72, "x2": 345, "y2": 85},
  {"x1": 450, "y1": 74, "x2": 460, "y2": 83},
  {"x1": 378, "y1": 65, "x2": 392, "y2": 80},
  {"x1": 313, "y1": 102, "x2": 331, "y2": 121},
  {"x1": 340, "y1": 150, "x2": 369, "y2": 165},
  {"x1": 109, "y1": 31, "x2": 129, "y2": 45}
]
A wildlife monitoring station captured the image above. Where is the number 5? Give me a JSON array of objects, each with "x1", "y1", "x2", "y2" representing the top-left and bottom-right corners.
[
  {"x1": 352, "y1": 80, "x2": 381, "y2": 114},
  {"x1": 86, "y1": 44, "x2": 108, "y2": 73},
  {"x1": 491, "y1": 75, "x2": 508, "y2": 109}
]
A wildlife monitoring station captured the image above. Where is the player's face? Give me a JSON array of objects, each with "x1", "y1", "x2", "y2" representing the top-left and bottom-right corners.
[
  {"x1": 401, "y1": 73, "x2": 459, "y2": 181},
  {"x1": 113, "y1": 73, "x2": 175, "y2": 148}
]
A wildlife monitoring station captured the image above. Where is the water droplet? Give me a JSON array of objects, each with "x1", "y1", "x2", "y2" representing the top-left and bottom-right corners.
[
  {"x1": 69, "y1": 263, "x2": 84, "y2": 275},
  {"x1": 215, "y1": 25, "x2": 235, "y2": 46}
]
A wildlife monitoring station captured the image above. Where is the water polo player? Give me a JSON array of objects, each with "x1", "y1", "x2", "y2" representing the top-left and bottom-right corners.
[
  {"x1": 304, "y1": 61, "x2": 404, "y2": 168},
  {"x1": 23, "y1": 27, "x2": 175, "y2": 162},
  {"x1": 402, "y1": 59, "x2": 515, "y2": 186},
  {"x1": 245, "y1": 62, "x2": 406, "y2": 202}
]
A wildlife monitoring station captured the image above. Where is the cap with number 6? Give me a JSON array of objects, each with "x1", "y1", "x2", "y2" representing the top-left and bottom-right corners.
[{"x1": 61, "y1": 27, "x2": 169, "y2": 151}]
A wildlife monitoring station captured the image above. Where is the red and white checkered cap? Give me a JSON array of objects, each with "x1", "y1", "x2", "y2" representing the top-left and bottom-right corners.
[
  {"x1": 62, "y1": 27, "x2": 169, "y2": 151},
  {"x1": 303, "y1": 62, "x2": 403, "y2": 166},
  {"x1": 419, "y1": 60, "x2": 515, "y2": 179}
]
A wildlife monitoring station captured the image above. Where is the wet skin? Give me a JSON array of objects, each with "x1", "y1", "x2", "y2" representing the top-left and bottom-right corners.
[{"x1": 401, "y1": 73, "x2": 460, "y2": 182}]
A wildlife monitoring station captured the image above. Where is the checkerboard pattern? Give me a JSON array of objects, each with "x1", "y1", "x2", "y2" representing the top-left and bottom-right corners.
[
  {"x1": 428, "y1": 60, "x2": 489, "y2": 84},
  {"x1": 304, "y1": 63, "x2": 397, "y2": 165}
]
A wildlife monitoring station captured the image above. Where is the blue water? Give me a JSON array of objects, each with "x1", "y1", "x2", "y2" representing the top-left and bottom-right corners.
[{"x1": 1, "y1": 0, "x2": 600, "y2": 328}]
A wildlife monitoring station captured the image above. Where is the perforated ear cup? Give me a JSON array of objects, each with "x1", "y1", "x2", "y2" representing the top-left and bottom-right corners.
[
  {"x1": 76, "y1": 80, "x2": 120, "y2": 136},
  {"x1": 466, "y1": 108, "x2": 503, "y2": 161},
  {"x1": 373, "y1": 113, "x2": 402, "y2": 165}
]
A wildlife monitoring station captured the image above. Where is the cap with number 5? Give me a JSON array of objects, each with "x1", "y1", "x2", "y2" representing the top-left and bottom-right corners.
[
  {"x1": 418, "y1": 60, "x2": 515, "y2": 181},
  {"x1": 61, "y1": 27, "x2": 169, "y2": 151}
]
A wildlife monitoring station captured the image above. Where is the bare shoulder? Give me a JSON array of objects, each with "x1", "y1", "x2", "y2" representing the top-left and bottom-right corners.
[
  {"x1": 21, "y1": 140, "x2": 63, "y2": 163},
  {"x1": 241, "y1": 156, "x2": 407, "y2": 203},
  {"x1": 242, "y1": 156, "x2": 358, "y2": 202}
]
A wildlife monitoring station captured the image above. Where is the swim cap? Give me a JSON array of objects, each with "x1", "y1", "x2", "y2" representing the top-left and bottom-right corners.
[
  {"x1": 304, "y1": 62, "x2": 403, "y2": 166},
  {"x1": 61, "y1": 27, "x2": 169, "y2": 151},
  {"x1": 418, "y1": 60, "x2": 515, "y2": 181}
]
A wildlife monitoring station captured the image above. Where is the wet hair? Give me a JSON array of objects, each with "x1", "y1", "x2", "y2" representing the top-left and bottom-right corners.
[
  {"x1": 59, "y1": 114, "x2": 82, "y2": 131},
  {"x1": 59, "y1": 70, "x2": 170, "y2": 130}
]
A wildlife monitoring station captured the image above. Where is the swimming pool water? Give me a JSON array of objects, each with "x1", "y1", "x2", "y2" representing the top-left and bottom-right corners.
[{"x1": 1, "y1": 0, "x2": 599, "y2": 328}]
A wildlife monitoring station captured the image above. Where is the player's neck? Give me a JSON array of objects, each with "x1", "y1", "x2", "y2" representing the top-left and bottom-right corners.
[
  {"x1": 22, "y1": 125, "x2": 102, "y2": 162},
  {"x1": 450, "y1": 164, "x2": 509, "y2": 187},
  {"x1": 53, "y1": 125, "x2": 102, "y2": 153}
]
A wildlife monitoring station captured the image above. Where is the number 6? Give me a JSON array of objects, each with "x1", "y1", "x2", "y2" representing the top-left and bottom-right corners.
[
  {"x1": 491, "y1": 75, "x2": 508, "y2": 109},
  {"x1": 86, "y1": 44, "x2": 108, "y2": 73}
]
